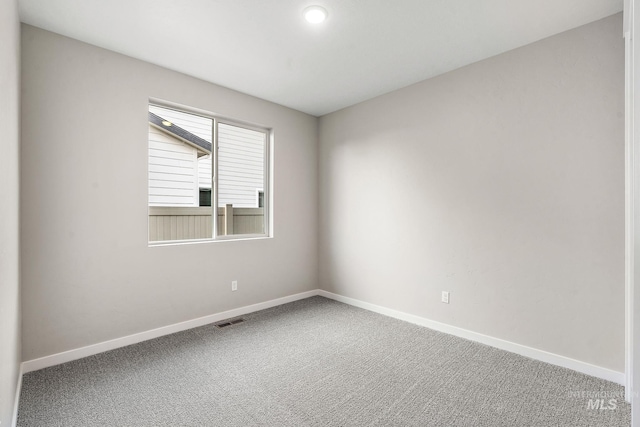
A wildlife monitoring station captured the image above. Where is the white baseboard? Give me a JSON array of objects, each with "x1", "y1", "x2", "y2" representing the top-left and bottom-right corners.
[
  {"x1": 21, "y1": 290, "x2": 319, "y2": 374},
  {"x1": 11, "y1": 364, "x2": 23, "y2": 427},
  {"x1": 20, "y1": 288, "x2": 624, "y2": 388},
  {"x1": 318, "y1": 290, "x2": 625, "y2": 386}
]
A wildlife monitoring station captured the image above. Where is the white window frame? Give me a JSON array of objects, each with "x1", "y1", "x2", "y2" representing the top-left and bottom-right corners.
[{"x1": 148, "y1": 100, "x2": 271, "y2": 244}]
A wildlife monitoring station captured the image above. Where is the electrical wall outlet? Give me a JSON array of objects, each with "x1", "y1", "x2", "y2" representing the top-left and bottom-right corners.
[
  {"x1": 232, "y1": 280, "x2": 238, "y2": 291},
  {"x1": 441, "y1": 291, "x2": 450, "y2": 304}
]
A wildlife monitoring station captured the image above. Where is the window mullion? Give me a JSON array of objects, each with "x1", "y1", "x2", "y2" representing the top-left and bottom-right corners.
[{"x1": 212, "y1": 118, "x2": 219, "y2": 239}]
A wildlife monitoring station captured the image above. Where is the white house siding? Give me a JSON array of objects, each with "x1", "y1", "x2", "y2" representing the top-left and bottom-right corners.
[
  {"x1": 148, "y1": 125, "x2": 199, "y2": 206},
  {"x1": 218, "y1": 123, "x2": 265, "y2": 208},
  {"x1": 149, "y1": 105, "x2": 266, "y2": 208},
  {"x1": 150, "y1": 105, "x2": 213, "y2": 191},
  {"x1": 198, "y1": 154, "x2": 212, "y2": 190}
]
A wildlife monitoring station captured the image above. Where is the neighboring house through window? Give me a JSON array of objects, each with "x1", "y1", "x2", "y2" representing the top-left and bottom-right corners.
[{"x1": 148, "y1": 104, "x2": 269, "y2": 242}]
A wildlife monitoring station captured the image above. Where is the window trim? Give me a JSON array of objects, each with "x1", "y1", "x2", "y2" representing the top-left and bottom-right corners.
[{"x1": 148, "y1": 99, "x2": 271, "y2": 245}]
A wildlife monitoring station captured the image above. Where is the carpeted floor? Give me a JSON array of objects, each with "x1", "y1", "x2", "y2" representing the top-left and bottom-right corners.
[{"x1": 17, "y1": 296, "x2": 630, "y2": 426}]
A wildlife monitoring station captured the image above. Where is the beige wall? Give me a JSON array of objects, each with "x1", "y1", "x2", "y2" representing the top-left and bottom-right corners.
[
  {"x1": 0, "y1": 0, "x2": 21, "y2": 423},
  {"x1": 319, "y1": 14, "x2": 625, "y2": 371},
  {"x1": 20, "y1": 25, "x2": 318, "y2": 361}
]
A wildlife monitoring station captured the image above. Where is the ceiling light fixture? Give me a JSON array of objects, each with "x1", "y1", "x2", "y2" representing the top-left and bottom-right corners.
[
  {"x1": 162, "y1": 120, "x2": 172, "y2": 127},
  {"x1": 303, "y1": 6, "x2": 327, "y2": 24}
]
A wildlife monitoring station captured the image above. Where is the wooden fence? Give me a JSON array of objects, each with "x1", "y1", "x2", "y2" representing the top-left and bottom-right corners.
[{"x1": 149, "y1": 205, "x2": 264, "y2": 241}]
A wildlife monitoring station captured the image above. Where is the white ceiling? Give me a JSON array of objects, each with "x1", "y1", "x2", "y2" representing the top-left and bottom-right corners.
[{"x1": 19, "y1": 0, "x2": 623, "y2": 116}]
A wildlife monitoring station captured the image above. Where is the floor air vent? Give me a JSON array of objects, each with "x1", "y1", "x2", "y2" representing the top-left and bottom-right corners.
[{"x1": 215, "y1": 318, "x2": 246, "y2": 328}]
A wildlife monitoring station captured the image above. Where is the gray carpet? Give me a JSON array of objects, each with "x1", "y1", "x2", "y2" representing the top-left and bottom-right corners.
[{"x1": 17, "y1": 296, "x2": 630, "y2": 426}]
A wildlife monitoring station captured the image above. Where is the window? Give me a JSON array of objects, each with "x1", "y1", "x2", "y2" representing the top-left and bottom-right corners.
[
  {"x1": 148, "y1": 103, "x2": 269, "y2": 242},
  {"x1": 257, "y1": 190, "x2": 264, "y2": 208},
  {"x1": 199, "y1": 188, "x2": 212, "y2": 207}
]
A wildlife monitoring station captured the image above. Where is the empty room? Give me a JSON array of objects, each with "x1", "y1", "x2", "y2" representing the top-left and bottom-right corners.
[{"x1": 3, "y1": 0, "x2": 640, "y2": 426}]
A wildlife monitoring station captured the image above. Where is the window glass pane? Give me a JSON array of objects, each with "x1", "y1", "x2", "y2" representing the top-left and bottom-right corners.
[
  {"x1": 217, "y1": 122, "x2": 266, "y2": 236},
  {"x1": 148, "y1": 105, "x2": 213, "y2": 242}
]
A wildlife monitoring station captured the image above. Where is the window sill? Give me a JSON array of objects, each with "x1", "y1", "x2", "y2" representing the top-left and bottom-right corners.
[{"x1": 148, "y1": 235, "x2": 272, "y2": 247}]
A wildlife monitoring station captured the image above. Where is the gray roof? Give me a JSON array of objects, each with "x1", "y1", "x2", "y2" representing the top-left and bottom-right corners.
[{"x1": 148, "y1": 112, "x2": 212, "y2": 154}]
